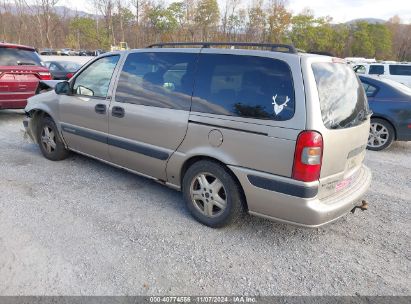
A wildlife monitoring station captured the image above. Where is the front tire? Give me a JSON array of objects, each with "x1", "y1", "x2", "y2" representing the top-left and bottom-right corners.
[
  {"x1": 182, "y1": 160, "x2": 245, "y2": 228},
  {"x1": 37, "y1": 116, "x2": 70, "y2": 161},
  {"x1": 367, "y1": 118, "x2": 395, "y2": 151}
]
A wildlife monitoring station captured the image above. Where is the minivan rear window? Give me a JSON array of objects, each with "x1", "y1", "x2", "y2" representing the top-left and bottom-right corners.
[
  {"x1": 312, "y1": 62, "x2": 368, "y2": 129},
  {"x1": 0, "y1": 48, "x2": 43, "y2": 66},
  {"x1": 389, "y1": 65, "x2": 411, "y2": 76}
]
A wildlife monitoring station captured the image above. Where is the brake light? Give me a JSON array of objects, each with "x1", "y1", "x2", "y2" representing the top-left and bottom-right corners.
[
  {"x1": 38, "y1": 72, "x2": 52, "y2": 80},
  {"x1": 66, "y1": 72, "x2": 73, "y2": 79},
  {"x1": 292, "y1": 131, "x2": 323, "y2": 182}
]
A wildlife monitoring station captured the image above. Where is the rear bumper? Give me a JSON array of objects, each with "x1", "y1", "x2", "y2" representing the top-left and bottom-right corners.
[
  {"x1": 230, "y1": 164, "x2": 372, "y2": 227},
  {"x1": 0, "y1": 99, "x2": 27, "y2": 109}
]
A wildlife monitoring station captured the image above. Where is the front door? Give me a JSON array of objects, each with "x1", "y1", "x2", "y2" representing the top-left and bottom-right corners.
[
  {"x1": 108, "y1": 51, "x2": 199, "y2": 180},
  {"x1": 59, "y1": 55, "x2": 121, "y2": 160}
]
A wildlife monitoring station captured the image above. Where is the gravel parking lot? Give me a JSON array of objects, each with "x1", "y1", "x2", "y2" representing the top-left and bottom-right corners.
[{"x1": 0, "y1": 110, "x2": 410, "y2": 296}]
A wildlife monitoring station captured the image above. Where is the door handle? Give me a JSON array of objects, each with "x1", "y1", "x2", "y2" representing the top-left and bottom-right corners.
[
  {"x1": 112, "y1": 106, "x2": 125, "y2": 118},
  {"x1": 95, "y1": 104, "x2": 106, "y2": 114}
]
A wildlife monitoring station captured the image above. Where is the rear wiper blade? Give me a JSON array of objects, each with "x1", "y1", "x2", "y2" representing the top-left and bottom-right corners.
[
  {"x1": 358, "y1": 109, "x2": 373, "y2": 121},
  {"x1": 330, "y1": 123, "x2": 342, "y2": 129}
]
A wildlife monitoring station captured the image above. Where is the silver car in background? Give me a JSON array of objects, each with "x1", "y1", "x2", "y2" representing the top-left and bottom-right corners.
[{"x1": 24, "y1": 42, "x2": 372, "y2": 228}]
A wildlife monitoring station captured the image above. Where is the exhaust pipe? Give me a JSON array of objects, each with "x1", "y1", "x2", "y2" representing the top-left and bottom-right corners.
[{"x1": 351, "y1": 200, "x2": 368, "y2": 214}]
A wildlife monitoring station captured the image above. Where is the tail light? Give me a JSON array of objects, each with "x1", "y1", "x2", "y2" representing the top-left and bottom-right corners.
[
  {"x1": 66, "y1": 72, "x2": 73, "y2": 79},
  {"x1": 292, "y1": 131, "x2": 323, "y2": 182},
  {"x1": 38, "y1": 72, "x2": 52, "y2": 80}
]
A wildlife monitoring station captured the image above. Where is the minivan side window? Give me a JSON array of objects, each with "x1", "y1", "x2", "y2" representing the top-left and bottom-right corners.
[
  {"x1": 369, "y1": 65, "x2": 384, "y2": 75},
  {"x1": 73, "y1": 55, "x2": 120, "y2": 98},
  {"x1": 115, "y1": 52, "x2": 198, "y2": 110},
  {"x1": 389, "y1": 65, "x2": 411, "y2": 76},
  {"x1": 191, "y1": 54, "x2": 295, "y2": 121}
]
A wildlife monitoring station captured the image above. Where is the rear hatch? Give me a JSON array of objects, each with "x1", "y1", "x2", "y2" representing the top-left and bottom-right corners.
[
  {"x1": 303, "y1": 56, "x2": 371, "y2": 199},
  {"x1": 0, "y1": 46, "x2": 51, "y2": 107}
]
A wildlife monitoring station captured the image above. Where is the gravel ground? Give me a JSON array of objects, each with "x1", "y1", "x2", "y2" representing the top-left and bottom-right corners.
[{"x1": 0, "y1": 110, "x2": 410, "y2": 296}]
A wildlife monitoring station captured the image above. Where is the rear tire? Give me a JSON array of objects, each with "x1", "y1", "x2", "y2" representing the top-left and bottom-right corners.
[
  {"x1": 182, "y1": 160, "x2": 245, "y2": 228},
  {"x1": 367, "y1": 118, "x2": 395, "y2": 151},
  {"x1": 37, "y1": 116, "x2": 70, "y2": 161}
]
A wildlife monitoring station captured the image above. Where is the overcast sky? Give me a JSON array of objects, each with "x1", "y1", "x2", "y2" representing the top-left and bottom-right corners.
[{"x1": 59, "y1": 0, "x2": 411, "y2": 24}]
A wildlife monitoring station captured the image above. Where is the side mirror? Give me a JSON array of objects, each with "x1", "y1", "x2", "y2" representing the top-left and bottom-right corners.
[{"x1": 55, "y1": 81, "x2": 71, "y2": 95}]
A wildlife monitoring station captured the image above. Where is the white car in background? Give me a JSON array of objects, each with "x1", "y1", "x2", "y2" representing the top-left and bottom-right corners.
[{"x1": 353, "y1": 62, "x2": 411, "y2": 87}]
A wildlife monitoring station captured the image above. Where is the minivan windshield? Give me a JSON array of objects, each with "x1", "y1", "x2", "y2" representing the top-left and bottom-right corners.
[
  {"x1": 312, "y1": 62, "x2": 369, "y2": 129},
  {"x1": 0, "y1": 47, "x2": 43, "y2": 66}
]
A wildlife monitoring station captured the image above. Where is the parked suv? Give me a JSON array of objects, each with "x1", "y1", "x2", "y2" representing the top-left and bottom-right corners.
[
  {"x1": 0, "y1": 42, "x2": 52, "y2": 109},
  {"x1": 24, "y1": 42, "x2": 372, "y2": 228},
  {"x1": 353, "y1": 63, "x2": 411, "y2": 88}
]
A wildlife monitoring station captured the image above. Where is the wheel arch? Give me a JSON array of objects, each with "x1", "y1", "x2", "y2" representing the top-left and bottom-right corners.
[
  {"x1": 180, "y1": 155, "x2": 249, "y2": 211},
  {"x1": 26, "y1": 108, "x2": 66, "y2": 145}
]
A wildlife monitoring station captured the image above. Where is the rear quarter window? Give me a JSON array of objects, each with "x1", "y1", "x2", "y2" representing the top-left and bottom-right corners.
[
  {"x1": 191, "y1": 54, "x2": 295, "y2": 121},
  {"x1": 361, "y1": 82, "x2": 378, "y2": 97}
]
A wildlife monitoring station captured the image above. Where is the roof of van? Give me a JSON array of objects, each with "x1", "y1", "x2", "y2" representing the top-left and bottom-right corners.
[
  {"x1": 141, "y1": 42, "x2": 339, "y2": 60},
  {"x1": 147, "y1": 42, "x2": 299, "y2": 54}
]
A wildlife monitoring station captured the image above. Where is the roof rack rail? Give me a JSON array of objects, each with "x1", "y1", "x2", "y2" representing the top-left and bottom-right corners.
[{"x1": 147, "y1": 42, "x2": 298, "y2": 54}]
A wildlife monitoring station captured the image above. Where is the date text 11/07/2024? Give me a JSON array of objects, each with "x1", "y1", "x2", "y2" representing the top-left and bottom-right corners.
[{"x1": 149, "y1": 296, "x2": 257, "y2": 303}]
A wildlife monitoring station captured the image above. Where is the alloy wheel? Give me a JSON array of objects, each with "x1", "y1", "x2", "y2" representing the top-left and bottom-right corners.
[
  {"x1": 368, "y1": 122, "x2": 389, "y2": 149},
  {"x1": 190, "y1": 173, "x2": 227, "y2": 218},
  {"x1": 41, "y1": 125, "x2": 56, "y2": 153}
]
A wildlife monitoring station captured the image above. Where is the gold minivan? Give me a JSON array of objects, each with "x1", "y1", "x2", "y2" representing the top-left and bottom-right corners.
[{"x1": 24, "y1": 42, "x2": 372, "y2": 228}]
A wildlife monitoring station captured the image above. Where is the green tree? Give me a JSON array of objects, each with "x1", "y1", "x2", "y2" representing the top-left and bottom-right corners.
[
  {"x1": 351, "y1": 22, "x2": 375, "y2": 57},
  {"x1": 368, "y1": 23, "x2": 392, "y2": 59},
  {"x1": 246, "y1": 0, "x2": 266, "y2": 42},
  {"x1": 146, "y1": 4, "x2": 179, "y2": 39},
  {"x1": 266, "y1": 0, "x2": 292, "y2": 43},
  {"x1": 289, "y1": 10, "x2": 316, "y2": 51},
  {"x1": 69, "y1": 17, "x2": 110, "y2": 49},
  {"x1": 113, "y1": 4, "x2": 134, "y2": 42},
  {"x1": 168, "y1": 1, "x2": 187, "y2": 28},
  {"x1": 290, "y1": 10, "x2": 353, "y2": 56},
  {"x1": 195, "y1": 0, "x2": 220, "y2": 40},
  {"x1": 310, "y1": 17, "x2": 334, "y2": 52},
  {"x1": 330, "y1": 24, "x2": 349, "y2": 57},
  {"x1": 226, "y1": 9, "x2": 246, "y2": 40}
]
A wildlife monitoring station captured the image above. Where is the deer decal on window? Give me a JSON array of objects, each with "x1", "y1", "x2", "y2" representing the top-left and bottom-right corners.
[{"x1": 272, "y1": 94, "x2": 290, "y2": 115}]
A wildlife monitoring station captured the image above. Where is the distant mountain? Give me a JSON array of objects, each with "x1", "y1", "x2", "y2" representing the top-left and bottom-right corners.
[
  {"x1": 0, "y1": 4, "x2": 94, "y2": 18},
  {"x1": 346, "y1": 18, "x2": 386, "y2": 25},
  {"x1": 53, "y1": 6, "x2": 95, "y2": 18}
]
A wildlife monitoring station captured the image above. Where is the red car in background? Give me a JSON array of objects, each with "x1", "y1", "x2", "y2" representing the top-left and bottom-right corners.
[{"x1": 0, "y1": 42, "x2": 52, "y2": 109}]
